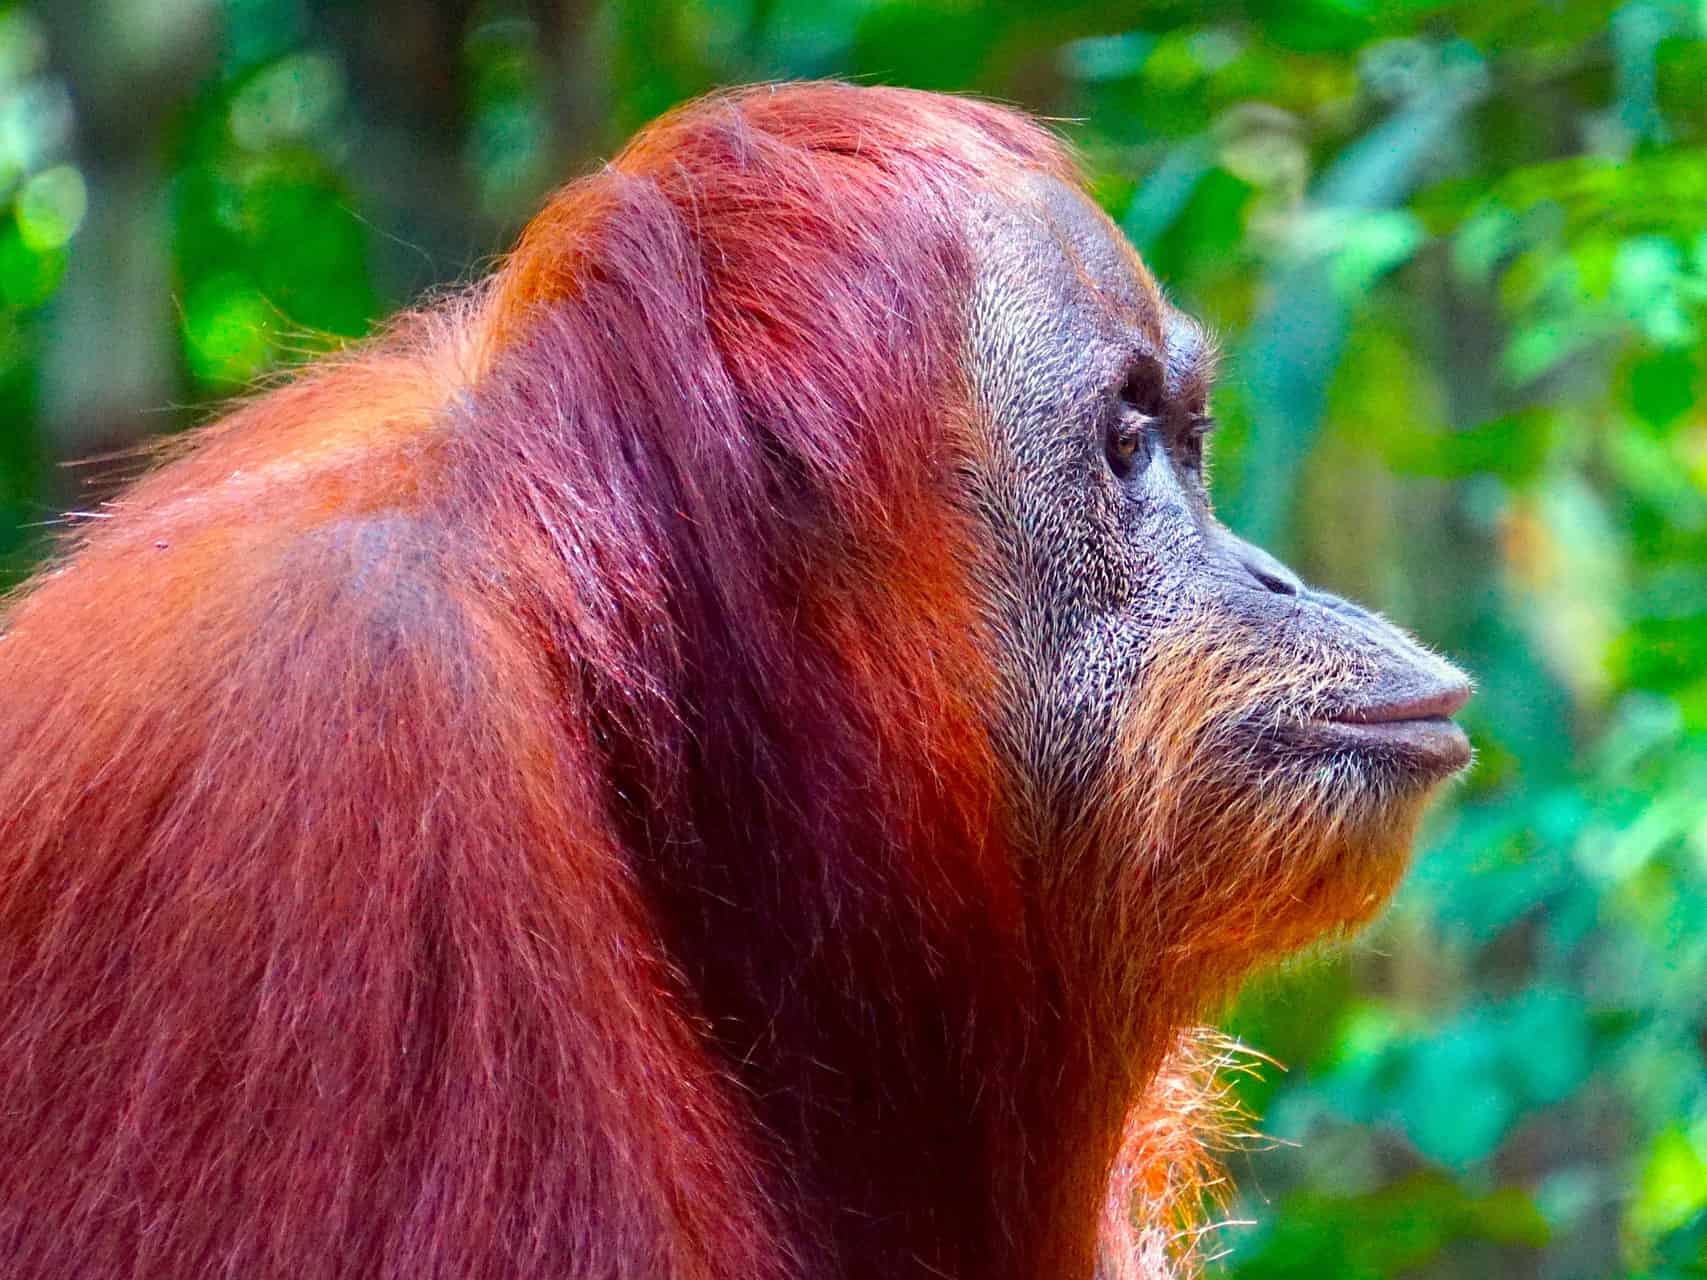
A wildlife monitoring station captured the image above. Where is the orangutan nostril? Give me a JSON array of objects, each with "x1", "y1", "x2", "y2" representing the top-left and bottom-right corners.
[
  {"x1": 1250, "y1": 565, "x2": 1298, "y2": 597},
  {"x1": 1211, "y1": 527, "x2": 1306, "y2": 598},
  {"x1": 1236, "y1": 546, "x2": 1302, "y2": 597}
]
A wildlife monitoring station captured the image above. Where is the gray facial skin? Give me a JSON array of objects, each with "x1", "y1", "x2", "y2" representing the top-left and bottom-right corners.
[{"x1": 961, "y1": 176, "x2": 1470, "y2": 877}]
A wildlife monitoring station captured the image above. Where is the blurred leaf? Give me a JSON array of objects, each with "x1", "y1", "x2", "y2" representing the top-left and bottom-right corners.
[
  {"x1": 182, "y1": 272, "x2": 272, "y2": 386},
  {"x1": 14, "y1": 163, "x2": 83, "y2": 250},
  {"x1": 1120, "y1": 138, "x2": 1213, "y2": 252},
  {"x1": 1635, "y1": 1130, "x2": 1707, "y2": 1241},
  {"x1": 1631, "y1": 347, "x2": 1699, "y2": 426},
  {"x1": 850, "y1": 0, "x2": 1002, "y2": 89},
  {"x1": 1226, "y1": 1172, "x2": 1547, "y2": 1277},
  {"x1": 0, "y1": 215, "x2": 62, "y2": 307}
]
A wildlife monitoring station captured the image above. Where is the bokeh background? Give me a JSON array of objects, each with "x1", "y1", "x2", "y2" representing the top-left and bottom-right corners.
[{"x1": 2, "y1": 1, "x2": 1703, "y2": 1276}]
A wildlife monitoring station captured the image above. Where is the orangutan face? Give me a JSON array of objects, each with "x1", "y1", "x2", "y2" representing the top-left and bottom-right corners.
[{"x1": 963, "y1": 178, "x2": 1470, "y2": 963}]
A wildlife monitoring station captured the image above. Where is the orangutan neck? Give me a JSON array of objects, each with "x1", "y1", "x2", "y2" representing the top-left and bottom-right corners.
[{"x1": 674, "y1": 925, "x2": 1186, "y2": 1280}]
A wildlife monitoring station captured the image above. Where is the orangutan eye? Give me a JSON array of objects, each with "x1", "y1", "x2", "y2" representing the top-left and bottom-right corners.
[
  {"x1": 1106, "y1": 359, "x2": 1164, "y2": 479},
  {"x1": 1107, "y1": 419, "x2": 1145, "y2": 477}
]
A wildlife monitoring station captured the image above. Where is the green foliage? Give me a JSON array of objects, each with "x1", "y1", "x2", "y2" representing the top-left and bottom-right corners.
[
  {"x1": 5, "y1": 1, "x2": 1705, "y2": 1275},
  {"x1": 1230, "y1": 1173, "x2": 1550, "y2": 1279},
  {"x1": 172, "y1": 54, "x2": 375, "y2": 388}
]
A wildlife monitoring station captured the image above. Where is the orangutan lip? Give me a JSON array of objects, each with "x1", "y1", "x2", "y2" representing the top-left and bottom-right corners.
[
  {"x1": 1330, "y1": 682, "x2": 1471, "y2": 725},
  {"x1": 1311, "y1": 681, "x2": 1473, "y2": 771}
]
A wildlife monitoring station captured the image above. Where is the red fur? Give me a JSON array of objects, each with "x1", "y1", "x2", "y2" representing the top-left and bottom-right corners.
[{"x1": 0, "y1": 85, "x2": 1214, "y2": 1280}]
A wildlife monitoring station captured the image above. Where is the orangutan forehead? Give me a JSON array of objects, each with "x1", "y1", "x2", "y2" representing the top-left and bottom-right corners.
[
  {"x1": 1022, "y1": 176, "x2": 1164, "y2": 330},
  {"x1": 964, "y1": 175, "x2": 1218, "y2": 403}
]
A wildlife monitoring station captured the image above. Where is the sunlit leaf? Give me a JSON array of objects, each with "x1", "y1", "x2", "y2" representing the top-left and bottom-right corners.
[{"x1": 1634, "y1": 1130, "x2": 1707, "y2": 1241}]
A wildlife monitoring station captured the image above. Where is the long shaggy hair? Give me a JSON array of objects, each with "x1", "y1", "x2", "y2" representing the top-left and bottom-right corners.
[{"x1": 0, "y1": 84, "x2": 1247, "y2": 1279}]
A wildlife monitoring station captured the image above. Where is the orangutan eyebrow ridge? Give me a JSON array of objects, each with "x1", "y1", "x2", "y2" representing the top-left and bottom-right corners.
[{"x1": 1164, "y1": 311, "x2": 1220, "y2": 407}]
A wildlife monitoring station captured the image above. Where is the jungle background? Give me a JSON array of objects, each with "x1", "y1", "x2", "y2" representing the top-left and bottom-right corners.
[{"x1": 2, "y1": 0, "x2": 1702, "y2": 1276}]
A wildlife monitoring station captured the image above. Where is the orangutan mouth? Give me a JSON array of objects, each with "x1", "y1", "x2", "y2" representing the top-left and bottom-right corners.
[{"x1": 1316, "y1": 680, "x2": 1473, "y2": 773}]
